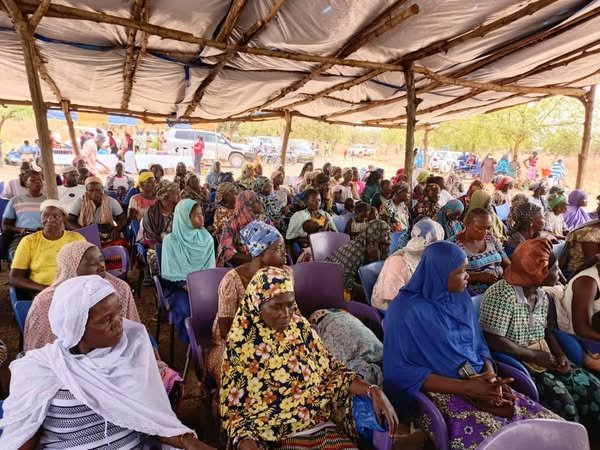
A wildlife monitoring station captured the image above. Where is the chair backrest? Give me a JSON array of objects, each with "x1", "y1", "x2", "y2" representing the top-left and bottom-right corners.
[
  {"x1": 331, "y1": 214, "x2": 351, "y2": 233},
  {"x1": 13, "y1": 300, "x2": 32, "y2": 333},
  {"x1": 358, "y1": 261, "x2": 385, "y2": 305},
  {"x1": 477, "y1": 419, "x2": 589, "y2": 450},
  {"x1": 101, "y1": 245, "x2": 129, "y2": 278},
  {"x1": 155, "y1": 242, "x2": 162, "y2": 274},
  {"x1": 388, "y1": 231, "x2": 405, "y2": 254},
  {"x1": 470, "y1": 294, "x2": 484, "y2": 317},
  {"x1": 291, "y1": 262, "x2": 345, "y2": 317},
  {"x1": 0, "y1": 198, "x2": 9, "y2": 231},
  {"x1": 187, "y1": 268, "x2": 231, "y2": 346},
  {"x1": 494, "y1": 203, "x2": 510, "y2": 222},
  {"x1": 152, "y1": 275, "x2": 169, "y2": 311},
  {"x1": 75, "y1": 223, "x2": 101, "y2": 248},
  {"x1": 552, "y1": 242, "x2": 566, "y2": 259},
  {"x1": 310, "y1": 231, "x2": 350, "y2": 261}
]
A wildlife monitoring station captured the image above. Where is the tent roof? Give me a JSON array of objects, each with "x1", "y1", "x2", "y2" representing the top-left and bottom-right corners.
[{"x1": 1, "y1": 0, "x2": 599, "y2": 128}]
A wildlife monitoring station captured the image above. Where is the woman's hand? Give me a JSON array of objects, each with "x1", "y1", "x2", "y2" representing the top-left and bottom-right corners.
[
  {"x1": 182, "y1": 436, "x2": 216, "y2": 450},
  {"x1": 531, "y1": 351, "x2": 558, "y2": 369},
  {"x1": 464, "y1": 374, "x2": 509, "y2": 403},
  {"x1": 238, "y1": 438, "x2": 260, "y2": 450},
  {"x1": 370, "y1": 387, "x2": 399, "y2": 436},
  {"x1": 552, "y1": 353, "x2": 570, "y2": 375}
]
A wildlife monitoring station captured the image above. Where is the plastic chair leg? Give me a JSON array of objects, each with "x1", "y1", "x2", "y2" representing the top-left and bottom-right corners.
[
  {"x1": 155, "y1": 307, "x2": 161, "y2": 343},
  {"x1": 169, "y1": 323, "x2": 175, "y2": 367}
]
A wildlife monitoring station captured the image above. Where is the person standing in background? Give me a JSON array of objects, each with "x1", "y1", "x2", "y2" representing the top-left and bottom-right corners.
[
  {"x1": 194, "y1": 135, "x2": 204, "y2": 174},
  {"x1": 523, "y1": 150, "x2": 539, "y2": 182},
  {"x1": 480, "y1": 154, "x2": 495, "y2": 184},
  {"x1": 551, "y1": 158, "x2": 566, "y2": 186},
  {"x1": 107, "y1": 130, "x2": 118, "y2": 155}
]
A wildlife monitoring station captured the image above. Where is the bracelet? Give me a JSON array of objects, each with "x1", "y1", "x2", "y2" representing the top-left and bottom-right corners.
[
  {"x1": 178, "y1": 432, "x2": 194, "y2": 449},
  {"x1": 366, "y1": 384, "x2": 379, "y2": 399}
]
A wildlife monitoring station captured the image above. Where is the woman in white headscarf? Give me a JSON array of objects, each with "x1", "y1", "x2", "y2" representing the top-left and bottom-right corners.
[
  {"x1": 0, "y1": 275, "x2": 213, "y2": 450},
  {"x1": 371, "y1": 218, "x2": 445, "y2": 310}
]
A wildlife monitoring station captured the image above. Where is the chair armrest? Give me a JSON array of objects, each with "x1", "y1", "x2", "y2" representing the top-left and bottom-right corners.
[
  {"x1": 184, "y1": 317, "x2": 204, "y2": 382},
  {"x1": 492, "y1": 352, "x2": 529, "y2": 374},
  {"x1": 413, "y1": 392, "x2": 449, "y2": 450},
  {"x1": 372, "y1": 430, "x2": 392, "y2": 450},
  {"x1": 345, "y1": 301, "x2": 383, "y2": 340},
  {"x1": 495, "y1": 360, "x2": 538, "y2": 402},
  {"x1": 574, "y1": 334, "x2": 600, "y2": 357},
  {"x1": 552, "y1": 330, "x2": 584, "y2": 367}
]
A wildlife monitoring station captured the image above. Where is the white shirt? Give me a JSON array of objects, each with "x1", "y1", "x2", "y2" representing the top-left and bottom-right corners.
[
  {"x1": 438, "y1": 189, "x2": 453, "y2": 207},
  {"x1": 58, "y1": 184, "x2": 85, "y2": 210},
  {"x1": 2, "y1": 178, "x2": 27, "y2": 199}
]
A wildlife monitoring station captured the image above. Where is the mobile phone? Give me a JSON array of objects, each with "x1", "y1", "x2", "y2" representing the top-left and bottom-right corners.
[{"x1": 458, "y1": 361, "x2": 478, "y2": 379}]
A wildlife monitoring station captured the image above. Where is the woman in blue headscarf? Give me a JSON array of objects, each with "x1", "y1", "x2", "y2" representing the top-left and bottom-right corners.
[
  {"x1": 383, "y1": 241, "x2": 557, "y2": 450},
  {"x1": 161, "y1": 199, "x2": 215, "y2": 341},
  {"x1": 435, "y1": 199, "x2": 464, "y2": 239},
  {"x1": 495, "y1": 154, "x2": 511, "y2": 176}
]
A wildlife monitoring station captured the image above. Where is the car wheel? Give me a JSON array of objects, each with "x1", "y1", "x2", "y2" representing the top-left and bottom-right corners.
[{"x1": 228, "y1": 153, "x2": 244, "y2": 168}]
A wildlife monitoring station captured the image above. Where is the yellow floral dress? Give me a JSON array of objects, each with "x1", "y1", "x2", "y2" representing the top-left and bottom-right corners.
[{"x1": 220, "y1": 267, "x2": 358, "y2": 448}]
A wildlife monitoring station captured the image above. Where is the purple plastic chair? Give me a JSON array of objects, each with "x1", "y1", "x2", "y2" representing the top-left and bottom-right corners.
[
  {"x1": 75, "y1": 223, "x2": 101, "y2": 248},
  {"x1": 185, "y1": 267, "x2": 231, "y2": 384},
  {"x1": 477, "y1": 419, "x2": 589, "y2": 450},
  {"x1": 291, "y1": 261, "x2": 383, "y2": 339},
  {"x1": 101, "y1": 245, "x2": 129, "y2": 279},
  {"x1": 413, "y1": 360, "x2": 539, "y2": 450},
  {"x1": 152, "y1": 274, "x2": 176, "y2": 365},
  {"x1": 310, "y1": 231, "x2": 350, "y2": 261}
]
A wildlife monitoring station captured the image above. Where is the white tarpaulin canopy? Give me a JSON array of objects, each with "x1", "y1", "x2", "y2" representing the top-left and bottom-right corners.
[{"x1": 0, "y1": 0, "x2": 599, "y2": 128}]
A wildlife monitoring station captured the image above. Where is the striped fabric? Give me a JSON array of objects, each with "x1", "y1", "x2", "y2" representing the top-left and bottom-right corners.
[
  {"x1": 551, "y1": 162, "x2": 565, "y2": 180},
  {"x1": 39, "y1": 389, "x2": 142, "y2": 449},
  {"x1": 277, "y1": 426, "x2": 358, "y2": 450},
  {"x1": 2, "y1": 194, "x2": 46, "y2": 229}
]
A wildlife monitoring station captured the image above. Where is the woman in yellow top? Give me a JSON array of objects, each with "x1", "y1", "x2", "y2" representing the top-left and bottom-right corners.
[
  {"x1": 220, "y1": 267, "x2": 398, "y2": 450},
  {"x1": 236, "y1": 163, "x2": 257, "y2": 190},
  {"x1": 10, "y1": 199, "x2": 84, "y2": 295}
]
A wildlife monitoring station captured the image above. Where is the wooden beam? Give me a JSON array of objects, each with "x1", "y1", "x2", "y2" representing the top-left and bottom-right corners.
[
  {"x1": 576, "y1": 85, "x2": 596, "y2": 189},
  {"x1": 240, "y1": 1, "x2": 418, "y2": 116},
  {"x1": 273, "y1": 0, "x2": 562, "y2": 111},
  {"x1": 27, "y1": 0, "x2": 48, "y2": 29},
  {"x1": 413, "y1": 65, "x2": 586, "y2": 97},
  {"x1": 403, "y1": 63, "x2": 417, "y2": 190},
  {"x1": 61, "y1": 100, "x2": 79, "y2": 156},
  {"x1": 121, "y1": 0, "x2": 146, "y2": 110},
  {"x1": 14, "y1": 0, "x2": 411, "y2": 72},
  {"x1": 214, "y1": 0, "x2": 247, "y2": 42},
  {"x1": 422, "y1": 126, "x2": 431, "y2": 170},
  {"x1": 280, "y1": 111, "x2": 292, "y2": 169},
  {"x1": 2, "y1": 0, "x2": 57, "y2": 198}
]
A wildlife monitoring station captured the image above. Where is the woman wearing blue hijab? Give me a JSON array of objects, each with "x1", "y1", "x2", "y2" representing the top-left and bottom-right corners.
[
  {"x1": 435, "y1": 199, "x2": 464, "y2": 239},
  {"x1": 383, "y1": 241, "x2": 557, "y2": 449}
]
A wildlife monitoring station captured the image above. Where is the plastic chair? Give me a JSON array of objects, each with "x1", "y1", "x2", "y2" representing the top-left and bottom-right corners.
[
  {"x1": 477, "y1": 419, "x2": 589, "y2": 450},
  {"x1": 12, "y1": 299, "x2": 32, "y2": 351},
  {"x1": 185, "y1": 268, "x2": 231, "y2": 383},
  {"x1": 153, "y1": 275, "x2": 175, "y2": 365},
  {"x1": 412, "y1": 360, "x2": 539, "y2": 450},
  {"x1": 155, "y1": 243, "x2": 162, "y2": 274},
  {"x1": 0, "y1": 198, "x2": 10, "y2": 265},
  {"x1": 309, "y1": 231, "x2": 350, "y2": 261},
  {"x1": 75, "y1": 223, "x2": 102, "y2": 248},
  {"x1": 331, "y1": 214, "x2": 351, "y2": 233},
  {"x1": 358, "y1": 261, "x2": 384, "y2": 306},
  {"x1": 470, "y1": 294, "x2": 484, "y2": 316},
  {"x1": 291, "y1": 261, "x2": 383, "y2": 339},
  {"x1": 101, "y1": 245, "x2": 129, "y2": 279},
  {"x1": 494, "y1": 203, "x2": 510, "y2": 222},
  {"x1": 0, "y1": 181, "x2": 4, "y2": 196},
  {"x1": 388, "y1": 231, "x2": 405, "y2": 254},
  {"x1": 552, "y1": 242, "x2": 566, "y2": 259}
]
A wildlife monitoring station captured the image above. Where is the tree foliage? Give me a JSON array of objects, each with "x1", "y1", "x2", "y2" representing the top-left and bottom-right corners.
[{"x1": 0, "y1": 105, "x2": 34, "y2": 135}]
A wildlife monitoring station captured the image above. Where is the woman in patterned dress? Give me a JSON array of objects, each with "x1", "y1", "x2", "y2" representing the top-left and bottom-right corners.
[
  {"x1": 383, "y1": 241, "x2": 559, "y2": 450},
  {"x1": 220, "y1": 267, "x2": 398, "y2": 450},
  {"x1": 480, "y1": 238, "x2": 600, "y2": 430}
]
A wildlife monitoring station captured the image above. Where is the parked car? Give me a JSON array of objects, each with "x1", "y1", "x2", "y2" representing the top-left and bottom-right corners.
[
  {"x1": 4, "y1": 148, "x2": 21, "y2": 166},
  {"x1": 428, "y1": 151, "x2": 460, "y2": 173},
  {"x1": 348, "y1": 144, "x2": 376, "y2": 157},
  {"x1": 163, "y1": 129, "x2": 254, "y2": 168},
  {"x1": 288, "y1": 139, "x2": 315, "y2": 163}
]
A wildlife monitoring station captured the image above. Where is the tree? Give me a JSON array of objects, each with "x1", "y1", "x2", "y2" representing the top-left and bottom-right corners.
[{"x1": 0, "y1": 105, "x2": 33, "y2": 136}]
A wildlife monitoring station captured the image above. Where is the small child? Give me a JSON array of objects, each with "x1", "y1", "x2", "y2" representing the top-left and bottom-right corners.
[
  {"x1": 368, "y1": 206, "x2": 379, "y2": 221},
  {"x1": 345, "y1": 201, "x2": 369, "y2": 238},
  {"x1": 342, "y1": 197, "x2": 355, "y2": 215}
]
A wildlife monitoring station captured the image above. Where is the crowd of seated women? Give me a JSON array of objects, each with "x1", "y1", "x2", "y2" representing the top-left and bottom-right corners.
[{"x1": 3, "y1": 157, "x2": 600, "y2": 450}]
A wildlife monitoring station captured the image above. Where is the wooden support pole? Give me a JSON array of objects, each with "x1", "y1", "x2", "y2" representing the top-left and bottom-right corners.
[
  {"x1": 422, "y1": 126, "x2": 431, "y2": 171},
  {"x1": 280, "y1": 111, "x2": 292, "y2": 169},
  {"x1": 61, "y1": 100, "x2": 79, "y2": 157},
  {"x1": 576, "y1": 85, "x2": 596, "y2": 189},
  {"x1": 403, "y1": 63, "x2": 418, "y2": 191},
  {"x1": 3, "y1": 0, "x2": 57, "y2": 198}
]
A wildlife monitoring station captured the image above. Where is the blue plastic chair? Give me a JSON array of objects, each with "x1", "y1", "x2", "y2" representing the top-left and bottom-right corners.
[
  {"x1": 0, "y1": 181, "x2": 4, "y2": 196},
  {"x1": 553, "y1": 242, "x2": 566, "y2": 259},
  {"x1": 494, "y1": 203, "x2": 510, "y2": 222},
  {"x1": 75, "y1": 223, "x2": 102, "y2": 248},
  {"x1": 101, "y1": 245, "x2": 129, "y2": 279},
  {"x1": 358, "y1": 261, "x2": 385, "y2": 306},
  {"x1": 331, "y1": 214, "x2": 351, "y2": 233}
]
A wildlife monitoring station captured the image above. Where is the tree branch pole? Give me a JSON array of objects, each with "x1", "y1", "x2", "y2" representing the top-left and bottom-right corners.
[
  {"x1": 403, "y1": 63, "x2": 418, "y2": 191},
  {"x1": 2, "y1": 0, "x2": 57, "y2": 198},
  {"x1": 422, "y1": 126, "x2": 431, "y2": 171},
  {"x1": 576, "y1": 85, "x2": 596, "y2": 189},
  {"x1": 280, "y1": 111, "x2": 292, "y2": 169},
  {"x1": 61, "y1": 100, "x2": 79, "y2": 157}
]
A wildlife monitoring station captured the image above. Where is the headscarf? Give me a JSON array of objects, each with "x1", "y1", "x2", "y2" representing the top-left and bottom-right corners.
[
  {"x1": 156, "y1": 179, "x2": 179, "y2": 200},
  {"x1": 494, "y1": 176, "x2": 513, "y2": 192},
  {"x1": 220, "y1": 267, "x2": 355, "y2": 443},
  {"x1": 392, "y1": 218, "x2": 445, "y2": 271},
  {"x1": 548, "y1": 193, "x2": 567, "y2": 210},
  {"x1": 505, "y1": 238, "x2": 552, "y2": 286},
  {"x1": 436, "y1": 199, "x2": 464, "y2": 239},
  {"x1": 206, "y1": 161, "x2": 221, "y2": 189},
  {"x1": 465, "y1": 189, "x2": 506, "y2": 241},
  {"x1": 0, "y1": 275, "x2": 191, "y2": 448},
  {"x1": 240, "y1": 220, "x2": 283, "y2": 258},
  {"x1": 326, "y1": 220, "x2": 390, "y2": 290},
  {"x1": 136, "y1": 171, "x2": 155, "y2": 188},
  {"x1": 216, "y1": 182, "x2": 237, "y2": 204},
  {"x1": 254, "y1": 176, "x2": 284, "y2": 228},
  {"x1": 564, "y1": 189, "x2": 591, "y2": 229},
  {"x1": 383, "y1": 241, "x2": 490, "y2": 409},
  {"x1": 529, "y1": 180, "x2": 546, "y2": 193},
  {"x1": 414, "y1": 183, "x2": 440, "y2": 219},
  {"x1": 78, "y1": 178, "x2": 113, "y2": 227},
  {"x1": 495, "y1": 155, "x2": 510, "y2": 175},
  {"x1": 416, "y1": 171, "x2": 429, "y2": 184},
  {"x1": 511, "y1": 201, "x2": 541, "y2": 230},
  {"x1": 391, "y1": 168, "x2": 405, "y2": 186},
  {"x1": 40, "y1": 199, "x2": 68, "y2": 216},
  {"x1": 445, "y1": 173, "x2": 462, "y2": 198},
  {"x1": 181, "y1": 172, "x2": 208, "y2": 203},
  {"x1": 161, "y1": 199, "x2": 215, "y2": 282}
]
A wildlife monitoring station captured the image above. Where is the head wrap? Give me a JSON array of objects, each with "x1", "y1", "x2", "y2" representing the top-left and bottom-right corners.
[
  {"x1": 62, "y1": 166, "x2": 78, "y2": 175},
  {"x1": 50, "y1": 275, "x2": 116, "y2": 349},
  {"x1": 495, "y1": 176, "x2": 513, "y2": 192},
  {"x1": 436, "y1": 199, "x2": 465, "y2": 239},
  {"x1": 216, "y1": 182, "x2": 237, "y2": 204},
  {"x1": 529, "y1": 180, "x2": 546, "y2": 192},
  {"x1": 417, "y1": 171, "x2": 429, "y2": 184},
  {"x1": 156, "y1": 179, "x2": 179, "y2": 200},
  {"x1": 161, "y1": 199, "x2": 215, "y2": 282},
  {"x1": 392, "y1": 218, "x2": 445, "y2": 270},
  {"x1": 240, "y1": 220, "x2": 283, "y2": 257},
  {"x1": 253, "y1": 176, "x2": 272, "y2": 194},
  {"x1": 511, "y1": 201, "x2": 541, "y2": 230},
  {"x1": 136, "y1": 171, "x2": 155, "y2": 188},
  {"x1": 391, "y1": 182, "x2": 409, "y2": 194},
  {"x1": 548, "y1": 193, "x2": 567, "y2": 210},
  {"x1": 84, "y1": 176, "x2": 103, "y2": 186},
  {"x1": 564, "y1": 189, "x2": 591, "y2": 229},
  {"x1": 40, "y1": 199, "x2": 68, "y2": 215},
  {"x1": 383, "y1": 241, "x2": 489, "y2": 409},
  {"x1": 270, "y1": 170, "x2": 284, "y2": 182},
  {"x1": 505, "y1": 238, "x2": 553, "y2": 286}
]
